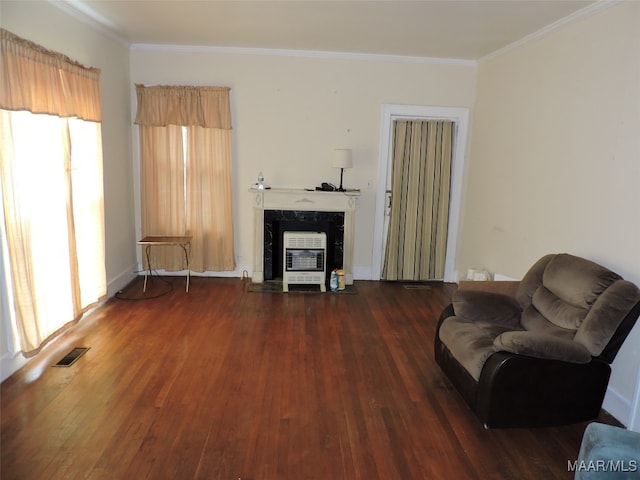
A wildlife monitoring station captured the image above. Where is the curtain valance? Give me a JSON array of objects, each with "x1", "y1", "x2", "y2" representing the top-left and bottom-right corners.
[
  {"x1": 134, "y1": 84, "x2": 232, "y2": 129},
  {"x1": 0, "y1": 28, "x2": 101, "y2": 122}
]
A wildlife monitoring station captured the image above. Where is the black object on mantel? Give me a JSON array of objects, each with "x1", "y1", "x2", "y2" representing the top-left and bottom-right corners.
[{"x1": 316, "y1": 182, "x2": 337, "y2": 192}]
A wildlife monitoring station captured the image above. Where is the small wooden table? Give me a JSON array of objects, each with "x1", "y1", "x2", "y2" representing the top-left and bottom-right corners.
[{"x1": 137, "y1": 236, "x2": 192, "y2": 293}]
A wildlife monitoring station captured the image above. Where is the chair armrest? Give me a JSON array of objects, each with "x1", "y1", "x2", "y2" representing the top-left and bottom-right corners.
[
  {"x1": 476, "y1": 352, "x2": 611, "y2": 428},
  {"x1": 494, "y1": 331, "x2": 592, "y2": 363}
]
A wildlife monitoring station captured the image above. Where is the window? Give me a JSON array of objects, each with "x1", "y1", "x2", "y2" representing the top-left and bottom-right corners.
[
  {"x1": 135, "y1": 85, "x2": 235, "y2": 273},
  {"x1": 1, "y1": 29, "x2": 105, "y2": 357}
]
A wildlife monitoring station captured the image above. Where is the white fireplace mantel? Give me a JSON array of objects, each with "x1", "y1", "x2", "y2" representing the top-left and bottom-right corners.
[{"x1": 251, "y1": 188, "x2": 360, "y2": 285}]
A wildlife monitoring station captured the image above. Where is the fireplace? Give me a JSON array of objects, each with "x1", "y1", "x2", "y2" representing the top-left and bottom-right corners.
[
  {"x1": 263, "y1": 209, "x2": 344, "y2": 281},
  {"x1": 250, "y1": 188, "x2": 359, "y2": 285}
]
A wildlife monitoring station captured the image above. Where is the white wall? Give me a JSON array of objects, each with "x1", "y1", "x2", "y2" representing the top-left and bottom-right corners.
[
  {"x1": 460, "y1": 1, "x2": 640, "y2": 425},
  {"x1": 129, "y1": 48, "x2": 477, "y2": 278},
  {"x1": 1, "y1": 1, "x2": 136, "y2": 381}
]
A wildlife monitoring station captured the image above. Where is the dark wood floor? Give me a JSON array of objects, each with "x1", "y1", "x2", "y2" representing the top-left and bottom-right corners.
[{"x1": 1, "y1": 277, "x2": 617, "y2": 480}]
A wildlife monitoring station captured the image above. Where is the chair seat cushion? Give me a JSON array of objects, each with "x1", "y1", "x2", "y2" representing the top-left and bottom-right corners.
[
  {"x1": 494, "y1": 331, "x2": 592, "y2": 363},
  {"x1": 438, "y1": 316, "x2": 520, "y2": 380},
  {"x1": 452, "y1": 290, "x2": 521, "y2": 326}
]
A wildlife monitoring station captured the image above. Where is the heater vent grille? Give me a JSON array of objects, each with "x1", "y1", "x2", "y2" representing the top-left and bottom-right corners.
[
  {"x1": 53, "y1": 347, "x2": 90, "y2": 367},
  {"x1": 283, "y1": 232, "x2": 327, "y2": 292},
  {"x1": 285, "y1": 234, "x2": 325, "y2": 249}
]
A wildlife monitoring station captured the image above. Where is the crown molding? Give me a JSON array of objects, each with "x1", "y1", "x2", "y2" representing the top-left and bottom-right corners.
[
  {"x1": 50, "y1": 0, "x2": 129, "y2": 46},
  {"x1": 479, "y1": 0, "x2": 622, "y2": 63},
  {"x1": 57, "y1": 0, "x2": 619, "y2": 67},
  {"x1": 129, "y1": 43, "x2": 477, "y2": 68},
  {"x1": 51, "y1": 0, "x2": 476, "y2": 67}
]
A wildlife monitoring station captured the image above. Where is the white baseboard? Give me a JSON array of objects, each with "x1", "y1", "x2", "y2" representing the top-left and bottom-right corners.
[
  {"x1": 493, "y1": 273, "x2": 518, "y2": 281},
  {"x1": 603, "y1": 385, "x2": 632, "y2": 426},
  {"x1": 107, "y1": 263, "x2": 138, "y2": 298}
]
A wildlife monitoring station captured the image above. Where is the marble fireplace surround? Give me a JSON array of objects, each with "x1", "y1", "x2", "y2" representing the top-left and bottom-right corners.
[{"x1": 251, "y1": 188, "x2": 359, "y2": 285}]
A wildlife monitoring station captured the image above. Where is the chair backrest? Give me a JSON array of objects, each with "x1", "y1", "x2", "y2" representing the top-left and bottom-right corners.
[{"x1": 516, "y1": 253, "x2": 640, "y2": 360}]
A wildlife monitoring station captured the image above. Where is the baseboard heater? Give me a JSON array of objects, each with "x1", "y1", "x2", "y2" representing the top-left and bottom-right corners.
[{"x1": 283, "y1": 231, "x2": 326, "y2": 292}]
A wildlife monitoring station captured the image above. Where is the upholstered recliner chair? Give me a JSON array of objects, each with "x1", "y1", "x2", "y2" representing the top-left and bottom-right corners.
[{"x1": 435, "y1": 253, "x2": 640, "y2": 428}]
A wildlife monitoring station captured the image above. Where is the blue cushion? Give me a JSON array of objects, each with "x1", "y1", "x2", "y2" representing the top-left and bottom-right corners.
[{"x1": 574, "y1": 423, "x2": 640, "y2": 480}]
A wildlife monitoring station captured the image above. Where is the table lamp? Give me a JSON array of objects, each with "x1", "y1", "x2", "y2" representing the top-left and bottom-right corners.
[{"x1": 332, "y1": 149, "x2": 353, "y2": 192}]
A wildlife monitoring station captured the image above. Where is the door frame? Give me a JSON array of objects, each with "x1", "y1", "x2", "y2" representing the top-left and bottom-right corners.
[{"x1": 371, "y1": 104, "x2": 469, "y2": 282}]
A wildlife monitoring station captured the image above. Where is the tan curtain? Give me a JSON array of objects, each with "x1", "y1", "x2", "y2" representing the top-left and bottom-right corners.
[
  {"x1": 186, "y1": 126, "x2": 235, "y2": 271},
  {"x1": 134, "y1": 84, "x2": 231, "y2": 128},
  {"x1": 382, "y1": 120, "x2": 453, "y2": 281},
  {"x1": 136, "y1": 84, "x2": 235, "y2": 272},
  {"x1": 0, "y1": 30, "x2": 105, "y2": 356},
  {"x1": 0, "y1": 28, "x2": 101, "y2": 121},
  {"x1": 139, "y1": 125, "x2": 187, "y2": 271}
]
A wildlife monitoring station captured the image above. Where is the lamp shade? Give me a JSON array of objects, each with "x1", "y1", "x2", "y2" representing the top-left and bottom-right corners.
[{"x1": 332, "y1": 149, "x2": 353, "y2": 169}]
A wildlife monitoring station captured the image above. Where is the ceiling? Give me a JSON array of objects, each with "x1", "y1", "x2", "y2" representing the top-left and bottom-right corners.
[{"x1": 61, "y1": 0, "x2": 599, "y2": 61}]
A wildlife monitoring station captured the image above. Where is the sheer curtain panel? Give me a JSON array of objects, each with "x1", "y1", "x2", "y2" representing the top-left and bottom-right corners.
[
  {"x1": 135, "y1": 84, "x2": 235, "y2": 272},
  {"x1": 186, "y1": 126, "x2": 235, "y2": 271},
  {"x1": 0, "y1": 29, "x2": 106, "y2": 357},
  {"x1": 139, "y1": 124, "x2": 186, "y2": 271}
]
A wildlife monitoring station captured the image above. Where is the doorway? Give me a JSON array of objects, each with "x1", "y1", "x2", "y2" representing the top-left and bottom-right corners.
[{"x1": 371, "y1": 104, "x2": 469, "y2": 282}]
